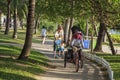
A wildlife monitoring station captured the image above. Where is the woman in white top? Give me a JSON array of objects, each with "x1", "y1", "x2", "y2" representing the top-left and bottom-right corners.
[
  {"x1": 41, "y1": 26, "x2": 47, "y2": 45},
  {"x1": 54, "y1": 26, "x2": 64, "y2": 40},
  {"x1": 53, "y1": 25, "x2": 64, "y2": 58}
]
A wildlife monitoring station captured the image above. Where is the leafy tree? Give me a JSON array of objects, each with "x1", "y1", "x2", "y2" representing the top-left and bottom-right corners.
[
  {"x1": 87, "y1": 0, "x2": 120, "y2": 54},
  {"x1": 11, "y1": 0, "x2": 29, "y2": 38}
]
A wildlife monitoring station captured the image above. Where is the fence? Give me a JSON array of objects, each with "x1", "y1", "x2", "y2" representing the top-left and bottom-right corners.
[{"x1": 83, "y1": 52, "x2": 114, "y2": 80}]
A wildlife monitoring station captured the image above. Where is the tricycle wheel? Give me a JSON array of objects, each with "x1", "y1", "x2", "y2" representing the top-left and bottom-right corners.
[
  {"x1": 75, "y1": 53, "x2": 79, "y2": 72},
  {"x1": 79, "y1": 50, "x2": 83, "y2": 68},
  {"x1": 64, "y1": 52, "x2": 67, "y2": 68},
  {"x1": 79, "y1": 57, "x2": 83, "y2": 68}
]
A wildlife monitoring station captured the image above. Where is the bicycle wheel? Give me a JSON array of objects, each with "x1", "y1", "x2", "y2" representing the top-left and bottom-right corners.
[
  {"x1": 74, "y1": 52, "x2": 79, "y2": 72},
  {"x1": 64, "y1": 51, "x2": 67, "y2": 68}
]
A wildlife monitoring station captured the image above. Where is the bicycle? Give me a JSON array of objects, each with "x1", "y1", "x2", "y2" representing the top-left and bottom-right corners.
[{"x1": 64, "y1": 47, "x2": 83, "y2": 72}]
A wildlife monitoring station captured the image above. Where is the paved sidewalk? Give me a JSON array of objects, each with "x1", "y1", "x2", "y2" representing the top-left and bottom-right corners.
[
  {"x1": 31, "y1": 39, "x2": 108, "y2": 80},
  {"x1": 102, "y1": 45, "x2": 120, "y2": 54}
]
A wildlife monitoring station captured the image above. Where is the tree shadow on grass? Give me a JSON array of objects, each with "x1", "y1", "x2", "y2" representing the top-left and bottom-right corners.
[
  {"x1": 0, "y1": 71, "x2": 35, "y2": 80},
  {"x1": 0, "y1": 57, "x2": 45, "y2": 76},
  {"x1": 30, "y1": 51, "x2": 49, "y2": 62},
  {"x1": 0, "y1": 45, "x2": 21, "y2": 57},
  {"x1": 106, "y1": 59, "x2": 120, "y2": 63},
  {"x1": 0, "y1": 44, "x2": 49, "y2": 67}
]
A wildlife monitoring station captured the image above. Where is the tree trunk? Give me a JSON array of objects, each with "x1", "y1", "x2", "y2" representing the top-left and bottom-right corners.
[
  {"x1": 18, "y1": 0, "x2": 35, "y2": 60},
  {"x1": 86, "y1": 19, "x2": 89, "y2": 39},
  {"x1": 94, "y1": 22, "x2": 105, "y2": 52},
  {"x1": 4, "y1": 0, "x2": 11, "y2": 34},
  {"x1": 91, "y1": 29, "x2": 93, "y2": 53},
  {"x1": 64, "y1": 18, "x2": 70, "y2": 43},
  {"x1": 9, "y1": 10, "x2": 12, "y2": 28},
  {"x1": 20, "y1": 19, "x2": 24, "y2": 30},
  {"x1": 67, "y1": 17, "x2": 74, "y2": 45},
  {"x1": 105, "y1": 27, "x2": 116, "y2": 55},
  {"x1": 12, "y1": 7, "x2": 17, "y2": 39},
  {"x1": 0, "y1": 12, "x2": 1, "y2": 30},
  {"x1": 92, "y1": 20, "x2": 98, "y2": 37},
  {"x1": 67, "y1": 0, "x2": 74, "y2": 45},
  {"x1": 91, "y1": 16, "x2": 94, "y2": 53},
  {"x1": 34, "y1": 16, "x2": 39, "y2": 34}
]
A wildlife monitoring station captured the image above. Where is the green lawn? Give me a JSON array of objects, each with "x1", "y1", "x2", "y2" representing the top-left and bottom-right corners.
[
  {"x1": 0, "y1": 30, "x2": 24, "y2": 44},
  {"x1": 92, "y1": 37, "x2": 120, "y2": 80},
  {"x1": 0, "y1": 44, "x2": 49, "y2": 80},
  {"x1": 0, "y1": 29, "x2": 42, "y2": 44},
  {"x1": 0, "y1": 29, "x2": 49, "y2": 80},
  {"x1": 96, "y1": 53, "x2": 120, "y2": 80}
]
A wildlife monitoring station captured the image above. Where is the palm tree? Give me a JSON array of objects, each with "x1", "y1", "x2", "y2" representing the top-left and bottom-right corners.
[
  {"x1": 12, "y1": 0, "x2": 28, "y2": 38},
  {"x1": 4, "y1": 0, "x2": 11, "y2": 34},
  {"x1": 12, "y1": 0, "x2": 17, "y2": 39},
  {"x1": 18, "y1": 0, "x2": 35, "y2": 59}
]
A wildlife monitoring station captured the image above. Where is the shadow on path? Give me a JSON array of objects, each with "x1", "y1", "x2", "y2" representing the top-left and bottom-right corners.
[{"x1": 32, "y1": 39, "x2": 108, "y2": 80}]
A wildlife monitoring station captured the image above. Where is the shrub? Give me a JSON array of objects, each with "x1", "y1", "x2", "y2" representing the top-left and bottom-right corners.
[{"x1": 111, "y1": 34, "x2": 120, "y2": 43}]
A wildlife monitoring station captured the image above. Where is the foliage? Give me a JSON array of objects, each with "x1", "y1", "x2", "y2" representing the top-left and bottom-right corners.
[
  {"x1": 0, "y1": 1, "x2": 7, "y2": 14},
  {"x1": 1, "y1": 0, "x2": 120, "y2": 36},
  {"x1": 111, "y1": 34, "x2": 120, "y2": 43},
  {"x1": 74, "y1": 18, "x2": 87, "y2": 35},
  {"x1": 39, "y1": 19, "x2": 57, "y2": 33},
  {"x1": 88, "y1": 0, "x2": 120, "y2": 27}
]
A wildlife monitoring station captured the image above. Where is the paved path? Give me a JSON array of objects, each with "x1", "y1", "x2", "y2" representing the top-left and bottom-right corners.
[
  {"x1": 102, "y1": 45, "x2": 120, "y2": 54},
  {"x1": 31, "y1": 39, "x2": 108, "y2": 80}
]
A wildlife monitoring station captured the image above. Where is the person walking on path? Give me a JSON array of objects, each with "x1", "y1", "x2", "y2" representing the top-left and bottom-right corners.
[
  {"x1": 41, "y1": 26, "x2": 47, "y2": 45},
  {"x1": 53, "y1": 25, "x2": 64, "y2": 58}
]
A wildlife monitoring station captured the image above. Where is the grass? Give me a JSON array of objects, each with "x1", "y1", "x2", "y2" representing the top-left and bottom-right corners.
[
  {"x1": 0, "y1": 29, "x2": 42, "y2": 44},
  {"x1": 0, "y1": 29, "x2": 49, "y2": 80},
  {"x1": 103, "y1": 42, "x2": 120, "y2": 47},
  {"x1": 95, "y1": 53, "x2": 120, "y2": 80},
  {"x1": 91, "y1": 38, "x2": 120, "y2": 80},
  {"x1": 0, "y1": 30, "x2": 24, "y2": 44},
  {"x1": 0, "y1": 44, "x2": 49, "y2": 80}
]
